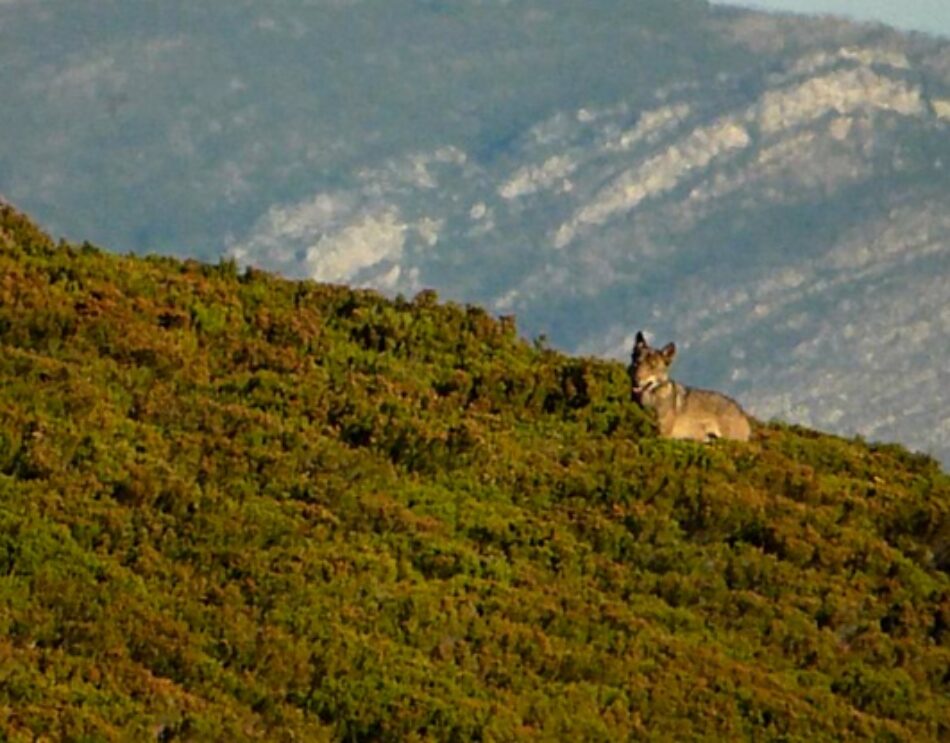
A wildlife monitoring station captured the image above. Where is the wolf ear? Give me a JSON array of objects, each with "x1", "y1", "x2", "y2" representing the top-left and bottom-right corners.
[
  {"x1": 634, "y1": 331, "x2": 648, "y2": 351},
  {"x1": 660, "y1": 342, "x2": 676, "y2": 361}
]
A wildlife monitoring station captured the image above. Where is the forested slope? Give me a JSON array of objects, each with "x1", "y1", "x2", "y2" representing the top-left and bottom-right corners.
[{"x1": 1, "y1": 204, "x2": 949, "y2": 740}]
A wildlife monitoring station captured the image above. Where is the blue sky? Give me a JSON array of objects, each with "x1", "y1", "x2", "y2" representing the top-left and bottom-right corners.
[{"x1": 713, "y1": 0, "x2": 950, "y2": 37}]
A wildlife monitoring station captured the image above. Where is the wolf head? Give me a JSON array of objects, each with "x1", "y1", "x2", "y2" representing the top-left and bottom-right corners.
[{"x1": 630, "y1": 331, "x2": 676, "y2": 397}]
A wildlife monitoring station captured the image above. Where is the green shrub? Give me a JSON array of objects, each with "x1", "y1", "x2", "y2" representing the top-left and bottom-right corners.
[{"x1": 0, "y1": 206, "x2": 948, "y2": 740}]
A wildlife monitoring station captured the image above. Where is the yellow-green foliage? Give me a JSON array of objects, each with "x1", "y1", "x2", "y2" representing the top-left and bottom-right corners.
[{"x1": 1, "y1": 204, "x2": 949, "y2": 741}]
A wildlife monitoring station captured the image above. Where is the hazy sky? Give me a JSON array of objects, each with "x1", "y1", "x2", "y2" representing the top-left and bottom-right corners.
[{"x1": 713, "y1": 0, "x2": 950, "y2": 37}]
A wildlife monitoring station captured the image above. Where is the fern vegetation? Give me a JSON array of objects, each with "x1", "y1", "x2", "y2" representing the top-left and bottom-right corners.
[{"x1": 1, "y1": 205, "x2": 948, "y2": 740}]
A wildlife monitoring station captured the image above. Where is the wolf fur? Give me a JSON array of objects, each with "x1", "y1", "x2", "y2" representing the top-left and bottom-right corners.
[{"x1": 629, "y1": 331, "x2": 751, "y2": 442}]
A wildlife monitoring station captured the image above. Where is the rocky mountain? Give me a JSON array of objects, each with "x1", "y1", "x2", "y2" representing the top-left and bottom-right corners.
[{"x1": 2, "y1": 1, "x2": 949, "y2": 464}]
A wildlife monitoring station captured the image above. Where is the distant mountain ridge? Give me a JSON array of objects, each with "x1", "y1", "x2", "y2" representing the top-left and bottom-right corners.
[{"x1": 2, "y1": 0, "x2": 949, "y2": 464}]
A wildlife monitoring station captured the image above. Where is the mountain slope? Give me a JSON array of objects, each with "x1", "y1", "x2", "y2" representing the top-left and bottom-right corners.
[
  {"x1": 230, "y1": 27, "x2": 950, "y2": 468},
  {"x1": 1, "y1": 205, "x2": 949, "y2": 740},
  {"x1": 2, "y1": 1, "x2": 949, "y2": 468}
]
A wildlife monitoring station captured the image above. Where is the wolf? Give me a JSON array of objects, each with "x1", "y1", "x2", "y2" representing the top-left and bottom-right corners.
[{"x1": 629, "y1": 331, "x2": 751, "y2": 442}]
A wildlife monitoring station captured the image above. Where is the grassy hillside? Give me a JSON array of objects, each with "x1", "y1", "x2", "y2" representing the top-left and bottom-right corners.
[{"x1": 1, "y1": 204, "x2": 949, "y2": 741}]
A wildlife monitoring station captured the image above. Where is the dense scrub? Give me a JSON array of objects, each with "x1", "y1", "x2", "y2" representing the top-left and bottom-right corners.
[{"x1": 1, "y1": 204, "x2": 949, "y2": 741}]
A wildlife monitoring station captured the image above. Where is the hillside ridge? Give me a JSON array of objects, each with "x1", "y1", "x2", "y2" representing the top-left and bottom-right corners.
[
  {"x1": 1, "y1": 205, "x2": 949, "y2": 740},
  {"x1": 4, "y1": 0, "x2": 950, "y2": 465}
]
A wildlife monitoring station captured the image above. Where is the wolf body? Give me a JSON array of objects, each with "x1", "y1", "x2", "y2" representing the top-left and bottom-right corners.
[{"x1": 629, "y1": 332, "x2": 751, "y2": 442}]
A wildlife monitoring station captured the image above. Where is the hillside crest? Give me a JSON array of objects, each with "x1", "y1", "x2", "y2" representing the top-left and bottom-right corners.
[{"x1": 1, "y1": 205, "x2": 949, "y2": 740}]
